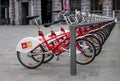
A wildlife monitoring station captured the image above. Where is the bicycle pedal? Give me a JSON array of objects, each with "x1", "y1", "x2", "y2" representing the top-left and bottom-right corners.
[{"x1": 56, "y1": 56, "x2": 59, "y2": 61}]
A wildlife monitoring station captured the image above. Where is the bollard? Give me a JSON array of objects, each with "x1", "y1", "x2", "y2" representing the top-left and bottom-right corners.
[{"x1": 70, "y1": 24, "x2": 77, "y2": 75}]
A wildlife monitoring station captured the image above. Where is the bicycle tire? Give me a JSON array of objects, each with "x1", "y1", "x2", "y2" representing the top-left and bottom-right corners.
[
  {"x1": 96, "y1": 31, "x2": 106, "y2": 44},
  {"x1": 85, "y1": 35, "x2": 102, "y2": 56},
  {"x1": 17, "y1": 49, "x2": 44, "y2": 69},
  {"x1": 76, "y1": 38, "x2": 96, "y2": 65},
  {"x1": 90, "y1": 32, "x2": 104, "y2": 45},
  {"x1": 43, "y1": 54, "x2": 54, "y2": 63}
]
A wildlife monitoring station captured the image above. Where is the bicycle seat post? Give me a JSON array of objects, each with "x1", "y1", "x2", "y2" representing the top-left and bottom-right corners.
[{"x1": 34, "y1": 19, "x2": 41, "y2": 31}]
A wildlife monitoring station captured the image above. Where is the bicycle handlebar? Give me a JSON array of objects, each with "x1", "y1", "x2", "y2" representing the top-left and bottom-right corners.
[{"x1": 43, "y1": 20, "x2": 65, "y2": 28}]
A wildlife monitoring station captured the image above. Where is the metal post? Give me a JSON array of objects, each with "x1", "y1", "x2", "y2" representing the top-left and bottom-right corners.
[
  {"x1": 70, "y1": 24, "x2": 77, "y2": 75},
  {"x1": 107, "y1": 6, "x2": 109, "y2": 17},
  {"x1": 0, "y1": 0, "x2": 1, "y2": 24},
  {"x1": 84, "y1": 7, "x2": 86, "y2": 13},
  {"x1": 113, "y1": 10, "x2": 115, "y2": 19}
]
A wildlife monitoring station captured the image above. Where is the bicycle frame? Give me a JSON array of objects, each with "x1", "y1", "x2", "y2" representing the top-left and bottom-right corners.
[{"x1": 30, "y1": 30, "x2": 70, "y2": 55}]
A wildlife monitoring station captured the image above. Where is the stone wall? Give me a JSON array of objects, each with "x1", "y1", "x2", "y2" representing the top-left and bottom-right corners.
[
  {"x1": 52, "y1": 0, "x2": 61, "y2": 21},
  {"x1": 9, "y1": 0, "x2": 15, "y2": 25},
  {"x1": 103, "y1": 0, "x2": 113, "y2": 16},
  {"x1": 81, "y1": 0, "x2": 91, "y2": 13},
  {"x1": 35, "y1": 0, "x2": 41, "y2": 16}
]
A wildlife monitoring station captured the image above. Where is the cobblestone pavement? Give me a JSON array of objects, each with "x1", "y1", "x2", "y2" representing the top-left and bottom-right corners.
[{"x1": 0, "y1": 24, "x2": 120, "y2": 81}]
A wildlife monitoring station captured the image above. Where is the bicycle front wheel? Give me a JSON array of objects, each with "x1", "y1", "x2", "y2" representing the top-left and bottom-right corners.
[
  {"x1": 76, "y1": 38, "x2": 96, "y2": 65},
  {"x1": 43, "y1": 54, "x2": 54, "y2": 63},
  {"x1": 85, "y1": 35, "x2": 102, "y2": 56}
]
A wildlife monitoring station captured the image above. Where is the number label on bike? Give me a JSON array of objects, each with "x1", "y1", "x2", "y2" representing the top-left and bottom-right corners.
[{"x1": 21, "y1": 41, "x2": 32, "y2": 49}]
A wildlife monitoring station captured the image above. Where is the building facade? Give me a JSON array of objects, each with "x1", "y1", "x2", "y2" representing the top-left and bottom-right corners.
[{"x1": 0, "y1": 0, "x2": 120, "y2": 25}]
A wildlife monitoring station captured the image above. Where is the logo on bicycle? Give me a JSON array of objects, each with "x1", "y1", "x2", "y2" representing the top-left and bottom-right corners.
[{"x1": 21, "y1": 41, "x2": 32, "y2": 49}]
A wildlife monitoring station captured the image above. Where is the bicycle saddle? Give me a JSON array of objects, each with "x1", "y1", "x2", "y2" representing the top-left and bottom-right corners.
[{"x1": 52, "y1": 10, "x2": 61, "y2": 13}]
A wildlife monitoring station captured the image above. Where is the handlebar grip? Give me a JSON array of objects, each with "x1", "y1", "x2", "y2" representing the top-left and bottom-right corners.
[
  {"x1": 43, "y1": 23, "x2": 51, "y2": 27},
  {"x1": 52, "y1": 10, "x2": 61, "y2": 13},
  {"x1": 26, "y1": 15, "x2": 39, "y2": 20}
]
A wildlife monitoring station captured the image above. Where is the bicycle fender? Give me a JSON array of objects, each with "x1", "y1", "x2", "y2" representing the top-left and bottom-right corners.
[{"x1": 16, "y1": 37, "x2": 41, "y2": 54}]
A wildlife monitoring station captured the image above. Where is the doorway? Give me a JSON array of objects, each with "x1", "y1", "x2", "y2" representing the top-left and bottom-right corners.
[
  {"x1": 113, "y1": 0, "x2": 120, "y2": 20},
  {"x1": 69, "y1": 0, "x2": 81, "y2": 11},
  {"x1": 113, "y1": 0, "x2": 120, "y2": 10},
  {"x1": 21, "y1": 2, "x2": 29, "y2": 25},
  {"x1": 0, "y1": 0, "x2": 9, "y2": 25},
  {"x1": 91, "y1": 0, "x2": 102, "y2": 13},
  {"x1": 41, "y1": 0, "x2": 52, "y2": 24}
]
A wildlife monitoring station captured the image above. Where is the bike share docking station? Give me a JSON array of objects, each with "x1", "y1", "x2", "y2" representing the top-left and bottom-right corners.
[{"x1": 70, "y1": 19, "x2": 115, "y2": 75}]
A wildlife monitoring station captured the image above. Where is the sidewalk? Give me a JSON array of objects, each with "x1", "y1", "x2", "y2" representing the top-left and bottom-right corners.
[{"x1": 0, "y1": 24, "x2": 120, "y2": 81}]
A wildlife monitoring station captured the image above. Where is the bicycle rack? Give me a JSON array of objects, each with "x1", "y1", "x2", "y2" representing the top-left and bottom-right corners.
[{"x1": 69, "y1": 15, "x2": 115, "y2": 75}]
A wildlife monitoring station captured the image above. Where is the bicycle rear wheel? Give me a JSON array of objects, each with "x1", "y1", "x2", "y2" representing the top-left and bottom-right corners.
[
  {"x1": 76, "y1": 38, "x2": 96, "y2": 65},
  {"x1": 17, "y1": 48, "x2": 44, "y2": 69}
]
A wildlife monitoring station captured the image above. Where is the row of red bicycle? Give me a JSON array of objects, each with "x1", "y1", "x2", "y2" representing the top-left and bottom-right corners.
[{"x1": 16, "y1": 10, "x2": 115, "y2": 69}]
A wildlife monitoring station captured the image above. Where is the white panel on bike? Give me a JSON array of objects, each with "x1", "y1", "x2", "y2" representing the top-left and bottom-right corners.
[
  {"x1": 16, "y1": 37, "x2": 41, "y2": 54},
  {"x1": 65, "y1": 30, "x2": 70, "y2": 33}
]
